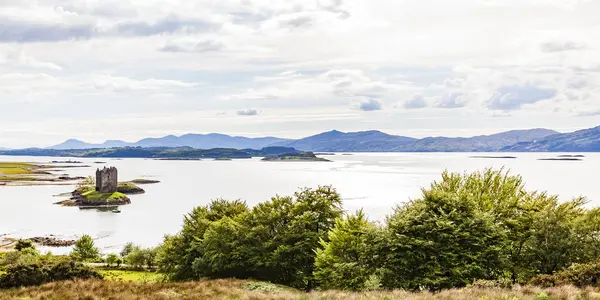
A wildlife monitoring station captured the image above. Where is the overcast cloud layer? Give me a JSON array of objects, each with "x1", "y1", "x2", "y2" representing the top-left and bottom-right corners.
[{"x1": 1, "y1": 0, "x2": 599, "y2": 148}]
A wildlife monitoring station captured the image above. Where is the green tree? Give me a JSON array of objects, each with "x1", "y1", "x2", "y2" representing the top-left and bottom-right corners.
[
  {"x1": 143, "y1": 247, "x2": 158, "y2": 268},
  {"x1": 192, "y1": 216, "x2": 250, "y2": 278},
  {"x1": 240, "y1": 195, "x2": 295, "y2": 283},
  {"x1": 314, "y1": 210, "x2": 381, "y2": 291},
  {"x1": 526, "y1": 196, "x2": 589, "y2": 275},
  {"x1": 125, "y1": 248, "x2": 146, "y2": 269},
  {"x1": 382, "y1": 190, "x2": 506, "y2": 291},
  {"x1": 156, "y1": 199, "x2": 249, "y2": 280},
  {"x1": 105, "y1": 253, "x2": 119, "y2": 267},
  {"x1": 155, "y1": 186, "x2": 342, "y2": 291},
  {"x1": 275, "y1": 186, "x2": 343, "y2": 290},
  {"x1": 422, "y1": 168, "x2": 582, "y2": 283},
  {"x1": 70, "y1": 235, "x2": 99, "y2": 262},
  {"x1": 120, "y1": 242, "x2": 137, "y2": 258}
]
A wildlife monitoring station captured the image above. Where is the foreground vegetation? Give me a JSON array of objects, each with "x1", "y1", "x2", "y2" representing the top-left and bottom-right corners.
[
  {"x1": 3, "y1": 279, "x2": 600, "y2": 300},
  {"x1": 3, "y1": 168, "x2": 600, "y2": 298},
  {"x1": 151, "y1": 168, "x2": 600, "y2": 293}
]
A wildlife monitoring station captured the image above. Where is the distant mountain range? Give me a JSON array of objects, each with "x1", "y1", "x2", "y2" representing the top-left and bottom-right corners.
[
  {"x1": 50, "y1": 134, "x2": 290, "y2": 150},
  {"x1": 2, "y1": 126, "x2": 599, "y2": 153},
  {"x1": 273, "y1": 130, "x2": 417, "y2": 152},
  {"x1": 502, "y1": 126, "x2": 600, "y2": 152}
]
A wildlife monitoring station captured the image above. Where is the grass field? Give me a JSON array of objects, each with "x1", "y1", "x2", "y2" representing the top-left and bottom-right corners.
[
  {"x1": 100, "y1": 270, "x2": 164, "y2": 283},
  {"x1": 1, "y1": 279, "x2": 599, "y2": 300}
]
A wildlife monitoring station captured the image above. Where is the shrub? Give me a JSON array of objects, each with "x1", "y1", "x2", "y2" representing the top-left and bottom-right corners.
[
  {"x1": 530, "y1": 260, "x2": 600, "y2": 287},
  {"x1": 0, "y1": 263, "x2": 48, "y2": 288},
  {"x1": 48, "y1": 261, "x2": 103, "y2": 282},
  {"x1": 529, "y1": 274, "x2": 557, "y2": 288},
  {"x1": 0, "y1": 261, "x2": 102, "y2": 288},
  {"x1": 0, "y1": 248, "x2": 40, "y2": 267},
  {"x1": 14, "y1": 239, "x2": 35, "y2": 251}
]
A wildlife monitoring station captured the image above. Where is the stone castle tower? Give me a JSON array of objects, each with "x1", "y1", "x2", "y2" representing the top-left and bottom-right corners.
[{"x1": 96, "y1": 167, "x2": 118, "y2": 193}]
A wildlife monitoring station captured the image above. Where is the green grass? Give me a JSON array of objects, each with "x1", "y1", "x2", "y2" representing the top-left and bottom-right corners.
[
  {"x1": 99, "y1": 270, "x2": 164, "y2": 283},
  {"x1": 117, "y1": 182, "x2": 144, "y2": 194},
  {"x1": 76, "y1": 183, "x2": 144, "y2": 195},
  {"x1": 0, "y1": 162, "x2": 36, "y2": 175},
  {"x1": 75, "y1": 185, "x2": 95, "y2": 194},
  {"x1": 130, "y1": 179, "x2": 160, "y2": 184},
  {"x1": 81, "y1": 191, "x2": 128, "y2": 202}
]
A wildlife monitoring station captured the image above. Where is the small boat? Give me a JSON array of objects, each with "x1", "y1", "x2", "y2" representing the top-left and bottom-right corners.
[{"x1": 112, "y1": 209, "x2": 121, "y2": 213}]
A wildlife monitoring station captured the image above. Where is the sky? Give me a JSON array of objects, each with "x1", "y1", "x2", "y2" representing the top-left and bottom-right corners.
[{"x1": 1, "y1": 0, "x2": 599, "y2": 148}]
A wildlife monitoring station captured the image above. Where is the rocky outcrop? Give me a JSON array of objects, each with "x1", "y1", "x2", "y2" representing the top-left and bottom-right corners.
[{"x1": 29, "y1": 236, "x2": 76, "y2": 247}]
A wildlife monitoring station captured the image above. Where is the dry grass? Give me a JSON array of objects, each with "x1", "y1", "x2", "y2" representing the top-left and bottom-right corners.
[{"x1": 1, "y1": 279, "x2": 600, "y2": 300}]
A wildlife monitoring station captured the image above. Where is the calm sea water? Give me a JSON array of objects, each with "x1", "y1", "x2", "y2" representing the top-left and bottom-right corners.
[{"x1": 0, "y1": 153, "x2": 597, "y2": 254}]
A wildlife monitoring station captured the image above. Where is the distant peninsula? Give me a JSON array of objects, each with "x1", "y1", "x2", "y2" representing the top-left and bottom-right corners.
[
  {"x1": 0, "y1": 147, "x2": 302, "y2": 160},
  {"x1": 262, "y1": 152, "x2": 331, "y2": 162}
]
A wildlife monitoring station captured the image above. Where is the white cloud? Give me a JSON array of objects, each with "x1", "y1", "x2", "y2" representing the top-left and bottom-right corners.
[
  {"x1": 437, "y1": 92, "x2": 468, "y2": 109},
  {"x1": 487, "y1": 85, "x2": 557, "y2": 111},
  {"x1": 356, "y1": 98, "x2": 382, "y2": 111},
  {"x1": 160, "y1": 38, "x2": 225, "y2": 53},
  {"x1": 540, "y1": 41, "x2": 587, "y2": 53},
  {"x1": 0, "y1": 49, "x2": 62, "y2": 70},
  {"x1": 237, "y1": 108, "x2": 259, "y2": 116},
  {"x1": 90, "y1": 75, "x2": 197, "y2": 92},
  {"x1": 403, "y1": 94, "x2": 427, "y2": 109},
  {"x1": 1, "y1": 0, "x2": 600, "y2": 147}
]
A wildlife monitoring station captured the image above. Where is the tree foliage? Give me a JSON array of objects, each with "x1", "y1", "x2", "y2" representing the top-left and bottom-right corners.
[
  {"x1": 153, "y1": 170, "x2": 600, "y2": 291},
  {"x1": 382, "y1": 189, "x2": 506, "y2": 291},
  {"x1": 105, "y1": 254, "x2": 119, "y2": 267},
  {"x1": 314, "y1": 210, "x2": 381, "y2": 291},
  {"x1": 157, "y1": 186, "x2": 343, "y2": 290},
  {"x1": 70, "y1": 235, "x2": 100, "y2": 262}
]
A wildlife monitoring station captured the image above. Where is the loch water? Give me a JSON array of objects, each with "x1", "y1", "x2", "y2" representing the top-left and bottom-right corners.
[{"x1": 0, "y1": 153, "x2": 596, "y2": 254}]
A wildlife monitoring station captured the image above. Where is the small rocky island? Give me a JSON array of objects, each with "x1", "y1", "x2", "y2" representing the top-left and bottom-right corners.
[
  {"x1": 55, "y1": 167, "x2": 150, "y2": 207},
  {"x1": 261, "y1": 152, "x2": 331, "y2": 162}
]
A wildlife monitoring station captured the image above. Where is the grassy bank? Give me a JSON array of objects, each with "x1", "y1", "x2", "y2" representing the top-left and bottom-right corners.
[
  {"x1": 0, "y1": 279, "x2": 597, "y2": 300},
  {"x1": 0, "y1": 162, "x2": 84, "y2": 185},
  {"x1": 0, "y1": 162, "x2": 35, "y2": 175},
  {"x1": 81, "y1": 191, "x2": 128, "y2": 202}
]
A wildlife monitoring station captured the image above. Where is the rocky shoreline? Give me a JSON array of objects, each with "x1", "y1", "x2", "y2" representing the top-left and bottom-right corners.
[
  {"x1": 0, "y1": 235, "x2": 76, "y2": 251},
  {"x1": 29, "y1": 236, "x2": 76, "y2": 247},
  {"x1": 54, "y1": 187, "x2": 132, "y2": 207}
]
